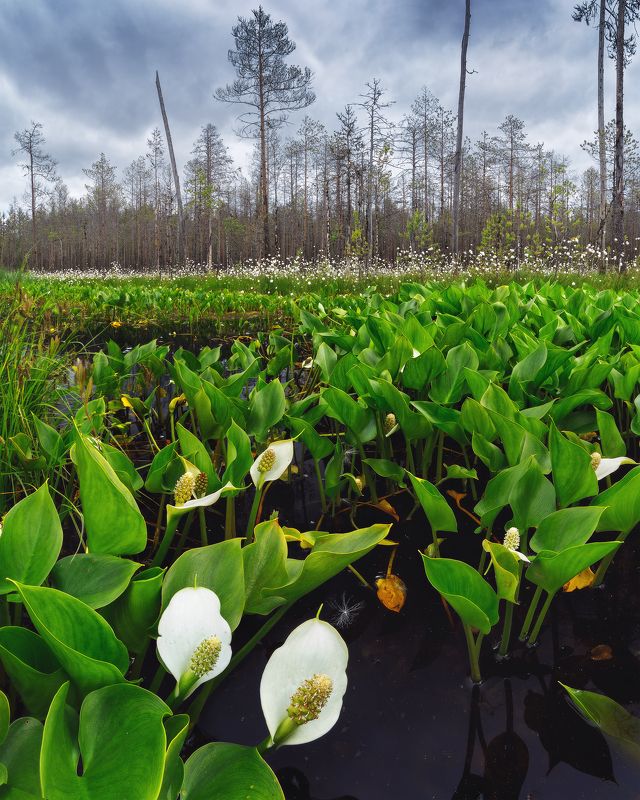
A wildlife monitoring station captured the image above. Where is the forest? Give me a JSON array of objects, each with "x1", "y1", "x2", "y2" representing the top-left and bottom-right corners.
[{"x1": 2, "y1": 3, "x2": 640, "y2": 272}]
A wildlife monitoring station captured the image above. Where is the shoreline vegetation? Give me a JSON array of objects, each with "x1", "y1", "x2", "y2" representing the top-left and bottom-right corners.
[{"x1": 5, "y1": 250, "x2": 640, "y2": 339}]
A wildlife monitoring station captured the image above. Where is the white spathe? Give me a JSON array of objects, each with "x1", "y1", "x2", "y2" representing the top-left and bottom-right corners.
[
  {"x1": 157, "y1": 587, "x2": 232, "y2": 696},
  {"x1": 595, "y1": 456, "x2": 635, "y2": 481},
  {"x1": 250, "y1": 440, "x2": 294, "y2": 487},
  {"x1": 177, "y1": 481, "x2": 235, "y2": 510},
  {"x1": 260, "y1": 618, "x2": 348, "y2": 746}
]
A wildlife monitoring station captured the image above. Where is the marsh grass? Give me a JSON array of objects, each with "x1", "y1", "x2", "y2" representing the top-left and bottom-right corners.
[{"x1": 0, "y1": 300, "x2": 68, "y2": 511}]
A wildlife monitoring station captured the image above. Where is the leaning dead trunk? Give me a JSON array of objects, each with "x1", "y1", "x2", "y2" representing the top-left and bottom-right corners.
[
  {"x1": 452, "y1": 0, "x2": 471, "y2": 255},
  {"x1": 156, "y1": 71, "x2": 185, "y2": 266}
]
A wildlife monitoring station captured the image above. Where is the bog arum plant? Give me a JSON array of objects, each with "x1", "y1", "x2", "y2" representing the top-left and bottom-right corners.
[
  {"x1": 259, "y1": 618, "x2": 348, "y2": 748},
  {"x1": 250, "y1": 440, "x2": 294, "y2": 489},
  {"x1": 157, "y1": 586, "x2": 232, "y2": 708},
  {"x1": 152, "y1": 478, "x2": 236, "y2": 567},
  {"x1": 503, "y1": 527, "x2": 530, "y2": 563},
  {"x1": 247, "y1": 440, "x2": 294, "y2": 536},
  {"x1": 590, "y1": 451, "x2": 635, "y2": 481}
]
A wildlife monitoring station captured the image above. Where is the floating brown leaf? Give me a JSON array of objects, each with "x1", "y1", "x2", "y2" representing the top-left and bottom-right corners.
[{"x1": 376, "y1": 574, "x2": 407, "y2": 613}]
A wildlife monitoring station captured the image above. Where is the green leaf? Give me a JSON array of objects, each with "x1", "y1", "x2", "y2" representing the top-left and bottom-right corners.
[
  {"x1": 144, "y1": 442, "x2": 180, "y2": 493},
  {"x1": 407, "y1": 473, "x2": 457, "y2": 532},
  {"x1": 222, "y1": 420, "x2": 254, "y2": 487},
  {"x1": 526, "y1": 541, "x2": 621, "y2": 594},
  {"x1": 422, "y1": 555, "x2": 499, "y2": 634},
  {"x1": 73, "y1": 431, "x2": 147, "y2": 555},
  {"x1": 253, "y1": 524, "x2": 391, "y2": 614},
  {"x1": 322, "y1": 387, "x2": 376, "y2": 443},
  {"x1": 476, "y1": 457, "x2": 555, "y2": 531},
  {"x1": 591, "y1": 465, "x2": 640, "y2": 533},
  {"x1": 14, "y1": 582, "x2": 128, "y2": 698},
  {"x1": 0, "y1": 627, "x2": 66, "y2": 719},
  {"x1": 41, "y1": 683, "x2": 170, "y2": 800},
  {"x1": 481, "y1": 541, "x2": 520, "y2": 603},
  {"x1": 364, "y1": 458, "x2": 406, "y2": 484},
  {"x1": 161, "y1": 540, "x2": 245, "y2": 631},
  {"x1": 182, "y1": 743, "x2": 284, "y2": 800},
  {"x1": 32, "y1": 415, "x2": 65, "y2": 464},
  {"x1": 158, "y1": 714, "x2": 189, "y2": 800},
  {"x1": 562, "y1": 684, "x2": 640, "y2": 761},
  {"x1": 549, "y1": 421, "x2": 598, "y2": 508},
  {"x1": 243, "y1": 520, "x2": 290, "y2": 615},
  {"x1": 176, "y1": 424, "x2": 217, "y2": 492},
  {"x1": 530, "y1": 507, "x2": 606, "y2": 553},
  {"x1": 50, "y1": 554, "x2": 140, "y2": 609},
  {"x1": 596, "y1": 409, "x2": 626, "y2": 458},
  {"x1": 0, "y1": 692, "x2": 8, "y2": 745},
  {"x1": 102, "y1": 567, "x2": 165, "y2": 654},
  {"x1": 0, "y1": 717, "x2": 43, "y2": 798},
  {"x1": 247, "y1": 380, "x2": 286, "y2": 441},
  {"x1": 0, "y1": 483, "x2": 62, "y2": 595}
]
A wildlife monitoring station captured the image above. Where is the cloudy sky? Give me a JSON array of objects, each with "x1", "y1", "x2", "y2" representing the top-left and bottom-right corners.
[{"x1": 0, "y1": 0, "x2": 638, "y2": 211}]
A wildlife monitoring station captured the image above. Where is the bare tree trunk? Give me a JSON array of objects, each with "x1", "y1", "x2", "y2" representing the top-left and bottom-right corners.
[
  {"x1": 452, "y1": 0, "x2": 471, "y2": 255},
  {"x1": 597, "y1": 0, "x2": 607, "y2": 268},
  {"x1": 156, "y1": 71, "x2": 185, "y2": 265},
  {"x1": 29, "y1": 148, "x2": 36, "y2": 262},
  {"x1": 613, "y1": 0, "x2": 626, "y2": 268}
]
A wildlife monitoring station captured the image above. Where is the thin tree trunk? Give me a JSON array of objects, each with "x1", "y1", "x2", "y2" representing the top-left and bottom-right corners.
[
  {"x1": 452, "y1": 0, "x2": 471, "y2": 255},
  {"x1": 30, "y1": 148, "x2": 36, "y2": 261},
  {"x1": 156, "y1": 71, "x2": 184, "y2": 265},
  {"x1": 597, "y1": 0, "x2": 607, "y2": 268},
  {"x1": 613, "y1": 0, "x2": 626, "y2": 268}
]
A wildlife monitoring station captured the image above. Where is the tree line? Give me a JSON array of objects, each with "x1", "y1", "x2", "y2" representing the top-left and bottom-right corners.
[{"x1": 1, "y1": 2, "x2": 640, "y2": 272}]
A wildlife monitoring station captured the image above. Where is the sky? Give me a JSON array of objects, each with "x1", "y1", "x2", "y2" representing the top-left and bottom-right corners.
[{"x1": 0, "y1": 0, "x2": 638, "y2": 212}]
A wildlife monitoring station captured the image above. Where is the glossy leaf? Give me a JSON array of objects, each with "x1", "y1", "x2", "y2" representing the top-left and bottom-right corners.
[
  {"x1": 422, "y1": 555, "x2": 499, "y2": 634},
  {"x1": 0, "y1": 482, "x2": 62, "y2": 595},
  {"x1": 50, "y1": 554, "x2": 140, "y2": 609},
  {"x1": 182, "y1": 743, "x2": 284, "y2": 800}
]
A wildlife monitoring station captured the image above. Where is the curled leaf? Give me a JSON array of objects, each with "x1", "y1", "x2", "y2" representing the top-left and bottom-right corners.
[{"x1": 375, "y1": 575, "x2": 407, "y2": 613}]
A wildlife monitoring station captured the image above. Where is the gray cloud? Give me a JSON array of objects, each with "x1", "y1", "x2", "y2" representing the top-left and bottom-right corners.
[{"x1": 1, "y1": 0, "x2": 638, "y2": 210}]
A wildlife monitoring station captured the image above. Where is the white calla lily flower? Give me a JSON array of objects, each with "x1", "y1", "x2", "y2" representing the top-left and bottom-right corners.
[
  {"x1": 590, "y1": 451, "x2": 635, "y2": 481},
  {"x1": 504, "y1": 527, "x2": 530, "y2": 563},
  {"x1": 260, "y1": 618, "x2": 348, "y2": 747},
  {"x1": 157, "y1": 587, "x2": 232, "y2": 702},
  {"x1": 175, "y1": 481, "x2": 236, "y2": 511},
  {"x1": 250, "y1": 440, "x2": 294, "y2": 488}
]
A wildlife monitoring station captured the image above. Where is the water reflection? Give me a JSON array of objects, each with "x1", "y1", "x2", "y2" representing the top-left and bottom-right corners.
[{"x1": 277, "y1": 767, "x2": 359, "y2": 800}]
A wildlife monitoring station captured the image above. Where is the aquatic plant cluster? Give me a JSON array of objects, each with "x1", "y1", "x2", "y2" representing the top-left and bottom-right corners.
[{"x1": 1, "y1": 276, "x2": 640, "y2": 796}]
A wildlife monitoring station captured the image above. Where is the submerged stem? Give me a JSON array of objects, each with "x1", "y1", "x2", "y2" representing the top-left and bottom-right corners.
[
  {"x1": 519, "y1": 585, "x2": 542, "y2": 642},
  {"x1": 527, "y1": 591, "x2": 554, "y2": 646},
  {"x1": 463, "y1": 623, "x2": 482, "y2": 683}
]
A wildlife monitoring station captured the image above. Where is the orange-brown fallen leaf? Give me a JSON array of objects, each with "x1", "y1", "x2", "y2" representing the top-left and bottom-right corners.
[
  {"x1": 446, "y1": 490, "x2": 480, "y2": 525},
  {"x1": 370, "y1": 498, "x2": 399, "y2": 521},
  {"x1": 590, "y1": 644, "x2": 613, "y2": 661},
  {"x1": 563, "y1": 567, "x2": 596, "y2": 592},
  {"x1": 376, "y1": 574, "x2": 407, "y2": 613}
]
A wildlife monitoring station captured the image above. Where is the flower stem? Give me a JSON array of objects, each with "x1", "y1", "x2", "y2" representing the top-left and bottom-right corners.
[
  {"x1": 225, "y1": 494, "x2": 236, "y2": 540},
  {"x1": 527, "y1": 591, "x2": 554, "y2": 646},
  {"x1": 519, "y1": 585, "x2": 542, "y2": 641},
  {"x1": 246, "y1": 486, "x2": 263, "y2": 540},
  {"x1": 313, "y1": 458, "x2": 327, "y2": 513},
  {"x1": 151, "y1": 512, "x2": 180, "y2": 568},
  {"x1": 198, "y1": 507, "x2": 208, "y2": 547},
  {"x1": 593, "y1": 527, "x2": 630, "y2": 586},
  {"x1": 430, "y1": 526, "x2": 441, "y2": 557},
  {"x1": 463, "y1": 623, "x2": 482, "y2": 683},
  {"x1": 498, "y1": 600, "x2": 515, "y2": 657}
]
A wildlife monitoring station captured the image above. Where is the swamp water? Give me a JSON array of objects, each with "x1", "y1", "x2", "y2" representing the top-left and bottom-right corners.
[{"x1": 198, "y1": 472, "x2": 640, "y2": 799}]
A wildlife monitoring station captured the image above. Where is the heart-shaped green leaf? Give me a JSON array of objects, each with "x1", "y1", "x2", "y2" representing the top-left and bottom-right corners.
[
  {"x1": 182, "y1": 743, "x2": 284, "y2": 800},
  {"x1": 0, "y1": 482, "x2": 62, "y2": 595},
  {"x1": 422, "y1": 555, "x2": 499, "y2": 634}
]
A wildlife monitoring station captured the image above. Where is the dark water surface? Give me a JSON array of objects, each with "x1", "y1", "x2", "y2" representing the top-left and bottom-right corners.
[{"x1": 198, "y1": 473, "x2": 640, "y2": 800}]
